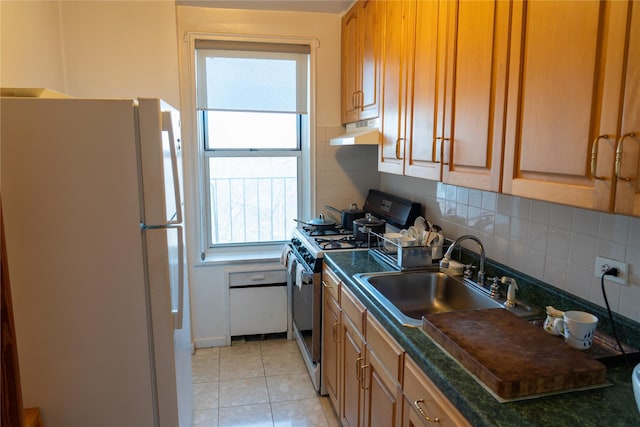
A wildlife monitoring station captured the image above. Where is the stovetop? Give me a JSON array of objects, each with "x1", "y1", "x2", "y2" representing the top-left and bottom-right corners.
[{"x1": 293, "y1": 227, "x2": 367, "y2": 256}]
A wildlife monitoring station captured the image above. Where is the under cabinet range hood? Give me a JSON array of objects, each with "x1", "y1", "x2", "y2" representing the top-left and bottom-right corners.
[{"x1": 330, "y1": 118, "x2": 380, "y2": 146}]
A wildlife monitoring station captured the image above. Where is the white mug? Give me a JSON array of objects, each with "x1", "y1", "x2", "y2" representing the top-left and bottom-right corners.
[{"x1": 553, "y1": 311, "x2": 598, "y2": 350}]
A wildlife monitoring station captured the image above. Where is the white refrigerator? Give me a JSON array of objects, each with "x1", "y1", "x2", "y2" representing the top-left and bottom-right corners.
[{"x1": 1, "y1": 94, "x2": 192, "y2": 427}]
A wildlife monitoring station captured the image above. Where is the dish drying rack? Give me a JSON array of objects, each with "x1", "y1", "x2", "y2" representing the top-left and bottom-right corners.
[{"x1": 368, "y1": 231, "x2": 433, "y2": 270}]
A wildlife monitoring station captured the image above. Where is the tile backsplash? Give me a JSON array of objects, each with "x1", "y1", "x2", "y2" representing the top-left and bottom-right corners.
[{"x1": 381, "y1": 174, "x2": 640, "y2": 323}]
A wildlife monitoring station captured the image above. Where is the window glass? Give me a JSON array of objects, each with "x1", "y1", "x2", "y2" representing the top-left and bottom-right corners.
[
  {"x1": 204, "y1": 111, "x2": 298, "y2": 150},
  {"x1": 196, "y1": 41, "x2": 309, "y2": 248}
]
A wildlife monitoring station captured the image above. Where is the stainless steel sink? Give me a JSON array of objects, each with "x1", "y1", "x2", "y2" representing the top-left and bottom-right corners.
[{"x1": 354, "y1": 270, "x2": 540, "y2": 327}]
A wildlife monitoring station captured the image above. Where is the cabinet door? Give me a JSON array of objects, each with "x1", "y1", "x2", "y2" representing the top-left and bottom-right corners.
[
  {"x1": 322, "y1": 290, "x2": 341, "y2": 410},
  {"x1": 342, "y1": 5, "x2": 361, "y2": 124},
  {"x1": 440, "y1": 0, "x2": 510, "y2": 191},
  {"x1": 379, "y1": 0, "x2": 412, "y2": 174},
  {"x1": 341, "y1": 316, "x2": 364, "y2": 427},
  {"x1": 359, "y1": 0, "x2": 382, "y2": 120},
  {"x1": 503, "y1": 0, "x2": 617, "y2": 209},
  {"x1": 613, "y1": 1, "x2": 640, "y2": 215},
  {"x1": 363, "y1": 349, "x2": 402, "y2": 427},
  {"x1": 403, "y1": 0, "x2": 442, "y2": 180}
]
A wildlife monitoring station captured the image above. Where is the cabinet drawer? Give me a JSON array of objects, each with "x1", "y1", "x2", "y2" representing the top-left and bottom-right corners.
[
  {"x1": 322, "y1": 265, "x2": 341, "y2": 303},
  {"x1": 366, "y1": 314, "x2": 403, "y2": 382},
  {"x1": 228, "y1": 269, "x2": 286, "y2": 287},
  {"x1": 403, "y1": 356, "x2": 470, "y2": 427},
  {"x1": 341, "y1": 285, "x2": 366, "y2": 335}
]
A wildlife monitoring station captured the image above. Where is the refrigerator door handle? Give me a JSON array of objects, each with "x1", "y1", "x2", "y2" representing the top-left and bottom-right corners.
[
  {"x1": 162, "y1": 111, "x2": 183, "y2": 225},
  {"x1": 171, "y1": 224, "x2": 185, "y2": 330}
]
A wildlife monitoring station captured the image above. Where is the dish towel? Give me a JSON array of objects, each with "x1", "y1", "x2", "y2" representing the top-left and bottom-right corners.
[
  {"x1": 280, "y1": 244, "x2": 292, "y2": 268},
  {"x1": 295, "y1": 262, "x2": 305, "y2": 290}
]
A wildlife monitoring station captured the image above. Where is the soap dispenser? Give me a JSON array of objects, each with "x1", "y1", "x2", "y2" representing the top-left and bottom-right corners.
[{"x1": 501, "y1": 276, "x2": 518, "y2": 308}]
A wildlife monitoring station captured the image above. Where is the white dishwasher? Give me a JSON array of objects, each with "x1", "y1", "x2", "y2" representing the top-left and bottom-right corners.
[{"x1": 227, "y1": 267, "x2": 288, "y2": 336}]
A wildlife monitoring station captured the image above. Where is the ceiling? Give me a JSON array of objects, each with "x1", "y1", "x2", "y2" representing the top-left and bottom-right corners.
[{"x1": 177, "y1": 0, "x2": 353, "y2": 14}]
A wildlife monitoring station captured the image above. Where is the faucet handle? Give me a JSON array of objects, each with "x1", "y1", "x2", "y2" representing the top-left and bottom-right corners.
[
  {"x1": 487, "y1": 277, "x2": 502, "y2": 299},
  {"x1": 463, "y1": 264, "x2": 476, "y2": 279}
]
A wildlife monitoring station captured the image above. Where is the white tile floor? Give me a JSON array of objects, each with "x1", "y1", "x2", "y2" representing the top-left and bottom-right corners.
[{"x1": 192, "y1": 338, "x2": 341, "y2": 427}]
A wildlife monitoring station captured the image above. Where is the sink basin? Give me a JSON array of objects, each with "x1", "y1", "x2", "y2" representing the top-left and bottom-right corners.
[{"x1": 354, "y1": 270, "x2": 539, "y2": 327}]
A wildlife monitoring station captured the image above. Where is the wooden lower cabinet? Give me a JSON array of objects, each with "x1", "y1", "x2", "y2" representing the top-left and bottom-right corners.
[
  {"x1": 322, "y1": 290, "x2": 341, "y2": 410},
  {"x1": 341, "y1": 315, "x2": 365, "y2": 427},
  {"x1": 323, "y1": 266, "x2": 470, "y2": 426},
  {"x1": 403, "y1": 356, "x2": 470, "y2": 427},
  {"x1": 322, "y1": 266, "x2": 341, "y2": 412},
  {"x1": 362, "y1": 315, "x2": 403, "y2": 427}
]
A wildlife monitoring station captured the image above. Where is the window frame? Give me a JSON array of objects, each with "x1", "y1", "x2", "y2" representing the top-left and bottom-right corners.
[{"x1": 188, "y1": 35, "x2": 317, "y2": 260}]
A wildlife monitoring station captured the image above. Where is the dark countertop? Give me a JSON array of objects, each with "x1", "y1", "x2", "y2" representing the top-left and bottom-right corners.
[{"x1": 324, "y1": 250, "x2": 640, "y2": 427}]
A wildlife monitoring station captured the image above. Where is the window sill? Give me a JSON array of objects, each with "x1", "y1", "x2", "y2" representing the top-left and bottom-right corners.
[{"x1": 197, "y1": 248, "x2": 284, "y2": 267}]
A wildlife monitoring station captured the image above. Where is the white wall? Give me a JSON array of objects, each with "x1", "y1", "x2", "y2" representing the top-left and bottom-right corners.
[
  {"x1": 0, "y1": 1, "x2": 66, "y2": 92},
  {"x1": 0, "y1": 0, "x2": 180, "y2": 106},
  {"x1": 381, "y1": 174, "x2": 640, "y2": 323}
]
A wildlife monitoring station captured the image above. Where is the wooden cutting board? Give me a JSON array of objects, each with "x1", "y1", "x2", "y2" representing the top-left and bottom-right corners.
[{"x1": 422, "y1": 309, "x2": 607, "y2": 399}]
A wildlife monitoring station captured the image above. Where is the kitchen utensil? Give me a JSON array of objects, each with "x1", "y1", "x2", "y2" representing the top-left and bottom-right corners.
[
  {"x1": 353, "y1": 213, "x2": 386, "y2": 242},
  {"x1": 294, "y1": 214, "x2": 337, "y2": 231},
  {"x1": 325, "y1": 203, "x2": 365, "y2": 230},
  {"x1": 553, "y1": 311, "x2": 599, "y2": 350}
]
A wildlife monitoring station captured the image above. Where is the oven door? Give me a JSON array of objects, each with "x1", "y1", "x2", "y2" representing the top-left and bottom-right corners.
[{"x1": 289, "y1": 255, "x2": 321, "y2": 391}]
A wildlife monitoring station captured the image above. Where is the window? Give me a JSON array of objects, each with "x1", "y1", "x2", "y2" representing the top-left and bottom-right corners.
[{"x1": 195, "y1": 40, "x2": 310, "y2": 247}]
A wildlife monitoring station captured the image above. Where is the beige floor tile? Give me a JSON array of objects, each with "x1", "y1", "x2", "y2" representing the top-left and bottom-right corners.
[
  {"x1": 260, "y1": 338, "x2": 300, "y2": 355},
  {"x1": 192, "y1": 408, "x2": 218, "y2": 427},
  {"x1": 192, "y1": 357, "x2": 220, "y2": 383},
  {"x1": 220, "y1": 341, "x2": 262, "y2": 360},
  {"x1": 219, "y1": 377, "x2": 269, "y2": 408},
  {"x1": 272, "y1": 397, "x2": 330, "y2": 426},
  {"x1": 219, "y1": 354, "x2": 264, "y2": 380},
  {"x1": 218, "y1": 403, "x2": 273, "y2": 427},
  {"x1": 319, "y1": 396, "x2": 341, "y2": 427},
  {"x1": 193, "y1": 382, "x2": 219, "y2": 411},
  {"x1": 262, "y1": 351, "x2": 306, "y2": 377},
  {"x1": 193, "y1": 347, "x2": 221, "y2": 361},
  {"x1": 266, "y1": 373, "x2": 318, "y2": 402}
]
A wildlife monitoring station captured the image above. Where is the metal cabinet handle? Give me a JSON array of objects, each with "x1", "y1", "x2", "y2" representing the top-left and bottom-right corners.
[
  {"x1": 360, "y1": 364, "x2": 370, "y2": 389},
  {"x1": 615, "y1": 132, "x2": 637, "y2": 181},
  {"x1": 414, "y1": 399, "x2": 440, "y2": 423},
  {"x1": 322, "y1": 280, "x2": 333, "y2": 289},
  {"x1": 590, "y1": 135, "x2": 609, "y2": 180},
  {"x1": 434, "y1": 137, "x2": 450, "y2": 164},
  {"x1": 332, "y1": 321, "x2": 340, "y2": 343},
  {"x1": 355, "y1": 356, "x2": 364, "y2": 381},
  {"x1": 395, "y1": 138, "x2": 405, "y2": 160},
  {"x1": 352, "y1": 92, "x2": 358, "y2": 109}
]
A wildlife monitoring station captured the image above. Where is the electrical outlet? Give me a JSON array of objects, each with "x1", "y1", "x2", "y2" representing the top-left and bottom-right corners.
[{"x1": 594, "y1": 256, "x2": 628, "y2": 285}]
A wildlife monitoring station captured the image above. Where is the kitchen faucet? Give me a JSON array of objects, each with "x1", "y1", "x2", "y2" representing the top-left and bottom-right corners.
[{"x1": 439, "y1": 235, "x2": 486, "y2": 285}]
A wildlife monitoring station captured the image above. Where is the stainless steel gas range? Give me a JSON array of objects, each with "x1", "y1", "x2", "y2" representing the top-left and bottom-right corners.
[{"x1": 286, "y1": 190, "x2": 421, "y2": 393}]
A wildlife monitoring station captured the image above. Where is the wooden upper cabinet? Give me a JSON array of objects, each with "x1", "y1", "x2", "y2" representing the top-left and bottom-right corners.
[
  {"x1": 384, "y1": 0, "x2": 509, "y2": 189},
  {"x1": 379, "y1": 0, "x2": 412, "y2": 174},
  {"x1": 613, "y1": 1, "x2": 640, "y2": 215},
  {"x1": 403, "y1": 0, "x2": 441, "y2": 181},
  {"x1": 341, "y1": 0, "x2": 382, "y2": 124},
  {"x1": 438, "y1": 0, "x2": 510, "y2": 191},
  {"x1": 342, "y1": 5, "x2": 360, "y2": 124},
  {"x1": 503, "y1": 0, "x2": 637, "y2": 211}
]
